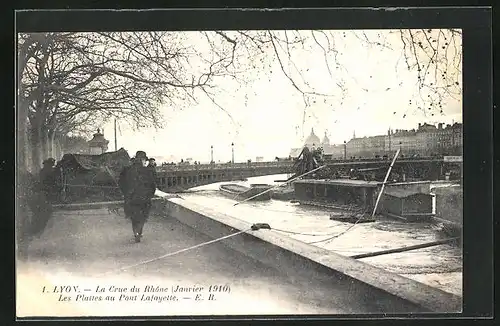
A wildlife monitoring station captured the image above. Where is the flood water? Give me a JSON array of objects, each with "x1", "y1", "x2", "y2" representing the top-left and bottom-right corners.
[
  {"x1": 17, "y1": 174, "x2": 462, "y2": 317},
  {"x1": 182, "y1": 174, "x2": 463, "y2": 297}
]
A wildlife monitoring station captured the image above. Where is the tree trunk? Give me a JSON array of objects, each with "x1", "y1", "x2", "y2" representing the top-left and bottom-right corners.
[
  {"x1": 30, "y1": 124, "x2": 42, "y2": 171},
  {"x1": 48, "y1": 129, "x2": 56, "y2": 159},
  {"x1": 17, "y1": 100, "x2": 29, "y2": 172},
  {"x1": 54, "y1": 137, "x2": 62, "y2": 161},
  {"x1": 41, "y1": 129, "x2": 49, "y2": 160},
  {"x1": 17, "y1": 40, "x2": 31, "y2": 172}
]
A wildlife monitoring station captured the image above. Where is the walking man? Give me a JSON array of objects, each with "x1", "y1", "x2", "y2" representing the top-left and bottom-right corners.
[{"x1": 118, "y1": 151, "x2": 157, "y2": 243}]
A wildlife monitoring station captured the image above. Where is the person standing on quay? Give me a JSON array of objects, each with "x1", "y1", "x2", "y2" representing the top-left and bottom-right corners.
[
  {"x1": 148, "y1": 158, "x2": 157, "y2": 168},
  {"x1": 118, "y1": 151, "x2": 157, "y2": 243},
  {"x1": 39, "y1": 158, "x2": 61, "y2": 203},
  {"x1": 147, "y1": 157, "x2": 158, "y2": 186}
]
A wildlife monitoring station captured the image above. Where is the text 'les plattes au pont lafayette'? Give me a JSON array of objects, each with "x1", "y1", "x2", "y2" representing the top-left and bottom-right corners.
[{"x1": 42, "y1": 284, "x2": 231, "y2": 303}]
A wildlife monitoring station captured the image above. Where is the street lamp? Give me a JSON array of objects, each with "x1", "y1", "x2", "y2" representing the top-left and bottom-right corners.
[
  {"x1": 343, "y1": 140, "x2": 347, "y2": 160},
  {"x1": 210, "y1": 145, "x2": 214, "y2": 163},
  {"x1": 231, "y1": 142, "x2": 235, "y2": 164}
]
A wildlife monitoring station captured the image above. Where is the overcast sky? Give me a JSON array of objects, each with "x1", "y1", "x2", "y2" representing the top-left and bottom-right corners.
[{"x1": 101, "y1": 29, "x2": 462, "y2": 163}]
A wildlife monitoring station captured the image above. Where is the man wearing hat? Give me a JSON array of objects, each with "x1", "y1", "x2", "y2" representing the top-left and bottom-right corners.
[
  {"x1": 118, "y1": 150, "x2": 157, "y2": 243},
  {"x1": 147, "y1": 158, "x2": 158, "y2": 182}
]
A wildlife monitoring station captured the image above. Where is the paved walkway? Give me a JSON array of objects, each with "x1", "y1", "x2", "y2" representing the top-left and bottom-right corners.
[{"x1": 17, "y1": 206, "x2": 364, "y2": 317}]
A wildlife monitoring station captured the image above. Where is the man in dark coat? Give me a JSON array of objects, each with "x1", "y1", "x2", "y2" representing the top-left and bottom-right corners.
[
  {"x1": 118, "y1": 151, "x2": 157, "y2": 243},
  {"x1": 39, "y1": 158, "x2": 61, "y2": 203},
  {"x1": 147, "y1": 158, "x2": 158, "y2": 182},
  {"x1": 118, "y1": 157, "x2": 137, "y2": 218}
]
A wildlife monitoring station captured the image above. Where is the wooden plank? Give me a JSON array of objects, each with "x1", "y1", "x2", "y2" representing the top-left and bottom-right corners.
[{"x1": 350, "y1": 237, "x2": 459, "y2": 259}]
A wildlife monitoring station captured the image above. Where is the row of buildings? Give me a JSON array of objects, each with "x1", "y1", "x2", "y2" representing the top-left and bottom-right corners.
[{"x1": 290, "y1": 122, "x2": 463, "y2": 159}]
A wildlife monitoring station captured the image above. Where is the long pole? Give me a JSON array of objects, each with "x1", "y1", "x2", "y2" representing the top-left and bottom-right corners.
[
  {"x1": 371, "y1": 148, "x2": 400, "y2": 217},
  {"x1": 231, "y1": 143, "x2": 234, "y2": 164},
  {"x1": 350, "y1": 237, "x2": 459, "y2": 259},
  {"x1": 114, "y1": 119, "x2": 117, "y2": 151},
  {"x1": 388, "y1": 128, "x2": 391, "y2": 152},
  {"x1": 233, "y1": 164, "x2": 327, "y2": 206}
]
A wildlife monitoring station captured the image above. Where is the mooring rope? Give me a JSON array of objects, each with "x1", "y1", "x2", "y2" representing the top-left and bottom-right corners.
[
  {"x1": 271, "y1": 227, "x2": 354, "y2": 237},
  {"x1": 99, "y1": 227, "x2": 254, "y2": 276},
  {"x1": 306, "y1": 218, "x2": 365, "y2": 244},
  {"x1": 306, "y1": 149, "x2": 403, "y2": 245},
  {"x1": 232, "y1": 165, "x2": 327, "y2": 206},
  {"x1": 66, "y1": 150, "x2": 414, "y2": 274}
]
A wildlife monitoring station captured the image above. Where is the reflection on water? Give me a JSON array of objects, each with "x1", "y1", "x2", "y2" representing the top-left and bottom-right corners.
[{"x1": 183, "y1": 174, "x2": 463, "y2": 296}]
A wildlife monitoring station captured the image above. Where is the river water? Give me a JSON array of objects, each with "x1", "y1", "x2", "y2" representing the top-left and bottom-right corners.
[{"x1": 182, "y1": 174, "x2": 463, "y2": 297}]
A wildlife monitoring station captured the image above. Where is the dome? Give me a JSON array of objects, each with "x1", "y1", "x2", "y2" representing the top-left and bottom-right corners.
[
  {"x1": 88, "y1": 128, "x2": 109, "y2": 154},
  {"x1": 88, "y1": 128, "x2": 108, "y2": 145},
  {"x1": 322, "y1": 131, "x2": 330, "y2": 145},
  {"x1": 304, "y1": 128, "x2": 320, "y2": 147}
]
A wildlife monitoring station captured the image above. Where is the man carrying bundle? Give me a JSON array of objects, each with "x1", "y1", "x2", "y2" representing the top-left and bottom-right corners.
[{"x1": 118, "y1": 151, "x2": 157, "y2": 243}]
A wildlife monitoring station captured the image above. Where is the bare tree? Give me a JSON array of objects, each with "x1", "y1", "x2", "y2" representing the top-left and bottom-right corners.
[
  {"x1": 19, "y1": 31, "x2": 255, "y2": 169},
  {"x1": 17, "y1": 29, "x2": 461, "y2": 171},
  {"x1": 351, "y1": 29, "x2": 462, "y2": 117}
]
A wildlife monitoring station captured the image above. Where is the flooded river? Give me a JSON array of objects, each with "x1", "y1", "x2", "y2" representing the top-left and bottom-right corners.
[
  {"x1": 183, "y1": 174, "x2": 463, "y2": 297},
  {"x1": 17, "y1": 173, "x2": 462, "y2": 317}
]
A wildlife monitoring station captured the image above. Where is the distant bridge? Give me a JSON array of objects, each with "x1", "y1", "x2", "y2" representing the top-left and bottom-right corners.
[
  {"x1": 155, "y1": 157, "x2": 461, "y2": 191},
  {"x1": 156, "y1": 161, "x2": 293, "y2": 191}
]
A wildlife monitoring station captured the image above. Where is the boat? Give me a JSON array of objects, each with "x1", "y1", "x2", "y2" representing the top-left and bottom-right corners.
[
  {"x1": 378, "y1": 189, "x2": 434, "y2": 222},
  {"x1": 219, "y1": 183, "x2": 272, "y2": 201},
  {"x1": 269, "y1": 184, "x2": 296, "y2": 201},
  {"x1": 329, "y1": 212, "x2": 375, "y2": 224},
  {"x1": 432, "y1": 185, "x2": 462, "y2": 237}
]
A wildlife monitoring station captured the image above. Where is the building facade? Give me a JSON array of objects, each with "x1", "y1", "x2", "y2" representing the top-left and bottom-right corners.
[{"x1": 290, "y1": 122, "x2": 463, "y2": 159}]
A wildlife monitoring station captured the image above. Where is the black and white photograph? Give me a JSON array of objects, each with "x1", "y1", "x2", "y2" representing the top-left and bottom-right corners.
[{"x1": 15, "y1": 8, "x2": 477, "y2": 318}]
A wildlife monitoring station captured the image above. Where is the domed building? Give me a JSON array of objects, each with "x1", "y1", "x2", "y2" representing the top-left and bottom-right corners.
[
  {"x1": 289, "y1": 128, "x2": 345, "y2": 159},
  {"x1": 304, "y1": 128, "x2": 320, "y2": 148},
  {"x1": 322, "y1": 131, "x2": 330, "y2": 146},
  {"x1": 289, "y1": 128, "x2": 326, "y2": 158}
]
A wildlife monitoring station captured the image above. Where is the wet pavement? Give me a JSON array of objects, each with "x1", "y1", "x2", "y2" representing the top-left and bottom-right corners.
[{"x1": 17, "y1": 206, "x2": 360, "y2": 317}]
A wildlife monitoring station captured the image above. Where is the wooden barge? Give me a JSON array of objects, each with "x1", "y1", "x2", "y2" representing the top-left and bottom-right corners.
[
  {"x1": 294, "y1": 179, "x2": 381, "y2": 212},
  {"x1": 219, "y1": 183, "x2": 272, "y2": 201},
  {"x1": 269, "y1": 184, "x2": 296, "y2": 201},
  {"x1": 432, "y1": 185, "x2": 463, "y2": 236},
  {"x1": 293, "y1": 179, "x2": 435, "y2": 222},
  {"x1": 378, "y1": 188, "x2": 434, "y2": 222}
]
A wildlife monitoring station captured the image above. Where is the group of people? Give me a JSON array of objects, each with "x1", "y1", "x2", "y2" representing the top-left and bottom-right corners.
[{"x1": 18, "y1": 150, "x2": 158, "y2": 257}]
